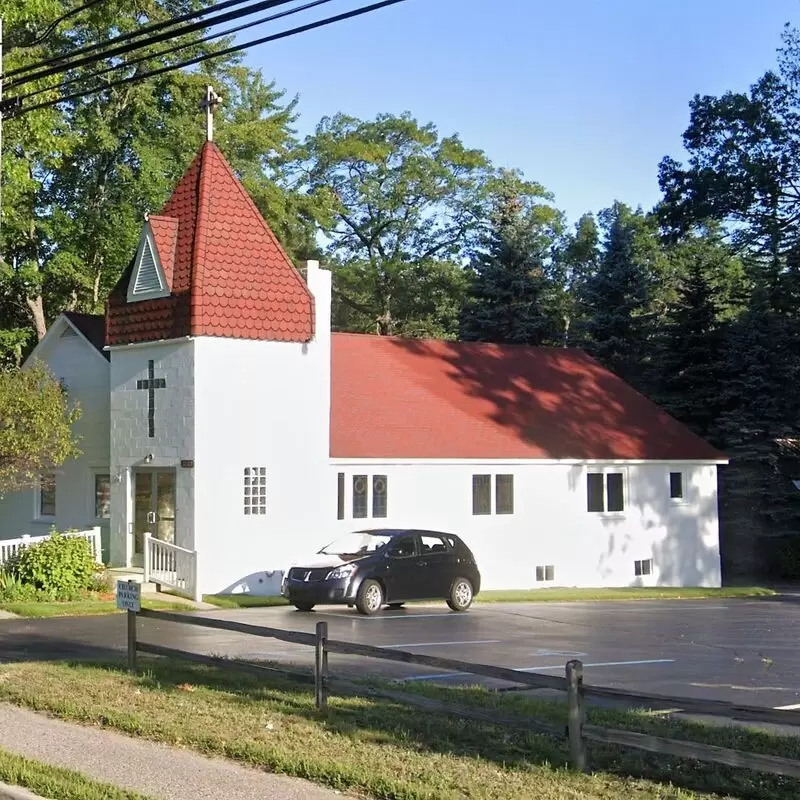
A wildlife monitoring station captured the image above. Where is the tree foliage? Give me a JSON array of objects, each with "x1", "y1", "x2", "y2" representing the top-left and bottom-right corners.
[{"x1": 0, "y1": 362, "x2": 81, "y2": 495}]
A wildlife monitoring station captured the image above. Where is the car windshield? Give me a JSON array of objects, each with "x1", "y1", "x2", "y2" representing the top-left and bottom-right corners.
[{"x1": 318, "y1": 532, "x2": 393, "y2": 558}]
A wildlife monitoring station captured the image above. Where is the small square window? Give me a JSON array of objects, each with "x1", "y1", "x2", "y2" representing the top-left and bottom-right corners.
[
  {"x1": 669, "y1": 471, "x2": 684, "y2": 500},
  {"x1": 472, "y1": 474, "x2": 491, "y2": 515},
  {"x1": 372, "y1": 475, "x2": 388, "y2": 518},
  {"x1": 495, "y1": 474, "x2": 514, "y2": 515},
  {"x1": 634, "y1": 558, "x2": 653, "y2": 577},
  {"x1": 353, "y1": 475, "x2": 368, "y2": 518},
  {"x1": 243, "y1": 467, "x2": 266, "y2": 516},
  {"x1": 535, "y1": 565, "x2": 555, "y2": 582}
]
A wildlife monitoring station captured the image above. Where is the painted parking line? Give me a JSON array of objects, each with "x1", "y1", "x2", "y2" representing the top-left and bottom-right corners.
[
  {"x1": 400, "y1": 658, "x2": 676, "y2": 683},
  {"x1": 774, "y1": 703, "x2": 800, "y2": 710},
  {"x1": 382, "y1": 640, "x2": 501, "y2": 649},
  {"x1": 316, "y1": 612, "x2": 460, "y2": 621}
]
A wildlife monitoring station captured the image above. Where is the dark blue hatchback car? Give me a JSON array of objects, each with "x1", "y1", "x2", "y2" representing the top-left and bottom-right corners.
[{"x1": 281, "y1": 528, "x2": 481, "y2": 615}]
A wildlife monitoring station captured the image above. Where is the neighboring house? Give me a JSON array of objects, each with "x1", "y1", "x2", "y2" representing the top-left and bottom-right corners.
[{"x1": 0, "y1": 140, "x2": 728, "y2": 597}]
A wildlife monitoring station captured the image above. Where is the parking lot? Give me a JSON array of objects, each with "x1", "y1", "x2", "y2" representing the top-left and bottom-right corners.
[{"x1": 2, "y1": 595, "x2": 800, "y2": 711}]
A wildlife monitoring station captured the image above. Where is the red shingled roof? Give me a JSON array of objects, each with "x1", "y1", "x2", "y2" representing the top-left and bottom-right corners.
[
  {"x1": 106, "y1": 141, "x2": 314, "y2": 346},
  {"x1": 330, "y1": 334, "x2": 726, "y2": 461}
]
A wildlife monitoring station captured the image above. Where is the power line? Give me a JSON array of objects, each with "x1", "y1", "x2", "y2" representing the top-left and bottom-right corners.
[
  {"x1": 20, "y1": 0, "x2": 335, "y2": 103},
  {"x1": 3, "y1": 0, "x2": 260, "y2": 82},
  {"x1": 14, "y1": 0, "x2": 108, "y2": 49},
  {"x1": 6, "y1": 0, "x2": 408, "y2": 118},
  {"x1": 7, "y1": 0, "x2": 300, "y2": 89}
]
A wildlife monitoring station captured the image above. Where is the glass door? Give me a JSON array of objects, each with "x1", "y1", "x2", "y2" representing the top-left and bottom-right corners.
[{"x1": 133, "y1": 470, "x2": 176, "y2": 565}]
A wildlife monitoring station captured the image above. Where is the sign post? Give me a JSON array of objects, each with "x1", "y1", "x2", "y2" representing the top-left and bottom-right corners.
[{"x1": 117, "y1": 580, "x2": 141, "y2": 673}]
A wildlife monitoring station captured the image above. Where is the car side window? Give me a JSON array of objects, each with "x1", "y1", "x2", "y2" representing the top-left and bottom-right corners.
[
  {"x1": 420, "y1": 534, "x2": 448, "y2": 554},
  {"x1": 388, "y1": 535, "x2": 416, "y2": 558}
]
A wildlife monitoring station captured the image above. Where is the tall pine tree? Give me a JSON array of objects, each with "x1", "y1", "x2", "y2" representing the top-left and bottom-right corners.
[{"x1": 459, "y1": 172, "x2": 562, "y2": 345}]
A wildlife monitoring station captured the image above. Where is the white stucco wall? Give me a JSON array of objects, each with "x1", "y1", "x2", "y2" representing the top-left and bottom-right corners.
[
  {"x1": 0, "y1": 322, "x2": 111, "y2": 558},
  {"x1": 108, "y1": 339, "x2": 195, "y2": 566},
  {"x1": 192, "y1": 264, "x2": 332, "y2": 595},
  {"x1": 327, "y1": 460, "x2": 722, "y2": 590}
]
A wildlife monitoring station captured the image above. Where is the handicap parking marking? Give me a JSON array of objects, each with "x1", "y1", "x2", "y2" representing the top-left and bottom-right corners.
[{"x1": 530, "y1": 649, "x2": 588, "y2": 658}]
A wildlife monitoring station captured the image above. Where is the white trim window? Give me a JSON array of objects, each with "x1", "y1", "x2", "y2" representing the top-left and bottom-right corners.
[
  {"x1": 472, "y1": 473, "x2": 515, "y2": 515},
  {"x1": 36, "y1": 472, "x2": 57, "y2": 520},
  {"x1": 669, "y1": 471, "x2": 685, "y2": 502},
  {"x1": 586, "y1": 469, "x2": 626, "y2": 514},
  {"x1": 92, "y1": 471, "x2": 111, "y2": 520}
]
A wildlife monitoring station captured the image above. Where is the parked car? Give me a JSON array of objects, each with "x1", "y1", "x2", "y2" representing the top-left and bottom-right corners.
[{"x1": 281, "y1": 528, "x2": 481, "y2": 615}]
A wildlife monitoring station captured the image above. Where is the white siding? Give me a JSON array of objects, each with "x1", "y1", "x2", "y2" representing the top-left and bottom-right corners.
[{"x1": 0, "y1": 328, "x2": 111, "y2": 559}]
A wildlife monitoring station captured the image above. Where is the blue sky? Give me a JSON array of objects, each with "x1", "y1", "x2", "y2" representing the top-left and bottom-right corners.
[{"x1": 242, "y1": 0, "x2": 799, "y2": 227}]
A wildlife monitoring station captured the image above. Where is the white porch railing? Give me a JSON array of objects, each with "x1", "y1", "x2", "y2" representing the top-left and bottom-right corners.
[
  {"x1": 144, "y1": 532, "x2": 200, "y2": 602},
  {"x1": 0, "y1": 526, "x2": 102, "y2": 568}
]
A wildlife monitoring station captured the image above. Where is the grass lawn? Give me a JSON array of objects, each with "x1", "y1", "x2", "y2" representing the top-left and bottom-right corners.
[
  {"x1": 0, "y1": 746, "x2": 153, "y2": 799},
  {"x1": 0, "y1": 657, "x2": 797, "y2": 800},
  {"x1": 0, "y1": 598, "x2": 193, "y2": 618},
  {"x1": 202, "y1": 586, "x2": 775, "y2": 610}
]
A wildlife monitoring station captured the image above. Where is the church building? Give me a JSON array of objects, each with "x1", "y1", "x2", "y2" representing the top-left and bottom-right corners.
[{"x1": 0, "y1": 138, "x2": 728, "y2": 600}]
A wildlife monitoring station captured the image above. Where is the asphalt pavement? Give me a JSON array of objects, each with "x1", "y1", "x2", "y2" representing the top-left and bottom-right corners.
[{"x1": 1, "y1": 597, "x2": 800, "y2": 710}]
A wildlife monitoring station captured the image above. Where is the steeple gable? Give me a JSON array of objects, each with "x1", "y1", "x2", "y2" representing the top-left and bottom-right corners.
[{"x1": 106, "y1": 141, "x2": 314, "y2": 346}]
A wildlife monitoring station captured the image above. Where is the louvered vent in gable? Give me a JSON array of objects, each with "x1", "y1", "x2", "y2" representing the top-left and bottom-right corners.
[
  {"x1": 133, "y1": 239, "x2": 162, "y2": 294},
  {"x1": 60, "y1": 326, "x2": 78, "y2": 339}
]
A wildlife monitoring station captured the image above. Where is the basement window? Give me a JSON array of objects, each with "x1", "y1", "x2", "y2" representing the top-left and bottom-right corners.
[
  {"x1": 244, "y1": 467, "x2": 266, "y2": 515},
  {"x1": 535, "y1": 565, "x2": 555, "y2": 582},
  {"x1": 634, "y1": 558, "x2": 652, "y2": 577}
]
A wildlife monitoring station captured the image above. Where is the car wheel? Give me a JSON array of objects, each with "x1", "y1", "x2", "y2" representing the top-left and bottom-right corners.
[
  {"x1": 293, "y1": 602, "x2": 315, "y2": 612},
  {"x1": 446, "y1": 577, "x2": 474, "y2": 611},
  {"x1": 387, "y1": 602, "x2": 405, "y2": 609},
  {"x1": 356, "y1": 579, "x2": 384, "y2": 615}
]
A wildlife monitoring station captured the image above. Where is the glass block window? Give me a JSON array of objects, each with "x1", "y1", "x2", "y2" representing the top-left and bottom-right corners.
[
  {"x1": 472, "y1": 474, "x2": 491, "y2": 515},
  {"x1": 669, "y1": 471, "x2": 684, "y2": 500},
  {"x1": 94, "y1": 473, "x2": 111, "y2": 519},
  {"x1": 495, "y1": 474, "x2": 514, "y2": 514},
  {"x1": 244, "y1": 467, "x2": 266, "y2": 515},
  {"x1": 372, "y1": 474, "x2": 388, "y2": 518},
  {"x1": 38, "y1": 472, "x2": 56, "y2": 517},
  {"x1": 353, "y1": 475, "x2": 368, "y2": 518}
]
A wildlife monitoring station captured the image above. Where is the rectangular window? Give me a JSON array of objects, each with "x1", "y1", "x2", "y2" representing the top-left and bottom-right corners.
[
  {"x1": 38, "y1": 473, "x2": 56, "y2": 518},
  {"x1": 495, "y1": 474, "x2": 514, "y2": 515},
  {"x1": 353, "y1": 475, "x2": 368, "y2": 518},
  {"x1": 669, "y1": 471, "x2": 684, "y2": 500},
  {"x1": 587, "y1": 473, "x2": 604, "y2": 512},
  {"x1": 94, "y1": 473, "x2": 111, "y2": 519},
  {"x1": 337, "y1": 473, "x2": 345, "y2": 520},
  {"x1": 634, "y1": 558, "x2": 653, "y2": 577},
  {"x1": 472, "y1": 474, "x2": 491, "y2": 515},
  {"x1": 243, "y1": 467, "x2": 266, "y2": 515},
  {"x1": 606, "y1": 472, "x2": 624, "y2": 512},
  {"x1": 587, "y1": 472, "x2": 624, "y2": 513},
  {"x1": 535, "y1": 565, "x2": 555, "y2": 582},
  {"x1": 372, "y1": 475, "x2": 388, "y2": 518}
]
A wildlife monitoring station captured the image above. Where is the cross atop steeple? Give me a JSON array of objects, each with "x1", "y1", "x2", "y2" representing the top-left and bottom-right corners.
[{"x1": 200, "y1": 85, "x2": 222, "y2": 142}]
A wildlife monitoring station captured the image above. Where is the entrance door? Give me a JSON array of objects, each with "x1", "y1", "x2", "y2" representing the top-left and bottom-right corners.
[{"x1": 132, "y1": 470, "x2": 176, "y2": 566}]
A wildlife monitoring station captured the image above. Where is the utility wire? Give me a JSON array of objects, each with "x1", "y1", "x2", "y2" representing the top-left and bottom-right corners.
[
  {"x1": 7, "y1": 0, "x2": 299, "y2": 88},
  {"x1": 15, "y1": 0, "x2": 109, "y2": 49},
  {"x1": 3, "y1": 0, "x2": 260, "y2": 81},
  {"x1": 20, "y1": 0, "x2": 335, "y2": 102},
  {"x1": 6, "y1": 0, "x2": 408, "y2": 118}
]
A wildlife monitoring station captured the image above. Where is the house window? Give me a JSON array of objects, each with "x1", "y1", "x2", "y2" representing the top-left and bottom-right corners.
[
  {"x1": 472, "y1": 475, "x2": 491, "y2": 515},
  {"x1": 38, "y1": 472, "x2": 56, "y2": 518},
  {"x1": 587, "y1": 471, "x2": 625, "y2": 513},
  {"x1": 353, "y1": 475, "x2": 368, "y2": 518},
  {"x1": 535, "y1": 565, "x2": 555, "y2": 582},
  {"x1": 669, "y1": 471, "x2": 684, "y2": 500},
  {"x1": 94, "y1": 473, "x2": 111, "y2": 519},
  {"x1": 372, "y1": 475, "x2": 388, "y2": 518},
  {"x1": 634, "y1": 558, "x2": 653, "y2": 577},
  {"x1": 496, "y1": 474, "x2": 514, "y2": 515},
  {"x1": 244, "y1": 467, "x2": 266, "y2": 515},
  {"x1": 337, "y1": 472, "x2": 345, "y2": 520}
]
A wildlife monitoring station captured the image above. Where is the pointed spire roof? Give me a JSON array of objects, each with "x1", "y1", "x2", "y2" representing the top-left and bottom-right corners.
[{"x1": 106, "y1": 141, "x2": 314, "y2": 346}]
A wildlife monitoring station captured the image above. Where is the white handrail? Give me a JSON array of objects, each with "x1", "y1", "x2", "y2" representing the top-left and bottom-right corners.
[{"x1": 143, "y1": 532, "x2": 199, "y2": 602}]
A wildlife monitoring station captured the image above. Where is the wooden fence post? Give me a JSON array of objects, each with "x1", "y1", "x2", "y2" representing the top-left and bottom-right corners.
[
  {"x1": 127, "y1": 609, "x2": 138, "y2": 674},
  {"x1": 566, "y1": 659, "x2": 587, "y2": 771},
  {"x1": 315, "y1": 620, "x2": 329, "y2": 710}
]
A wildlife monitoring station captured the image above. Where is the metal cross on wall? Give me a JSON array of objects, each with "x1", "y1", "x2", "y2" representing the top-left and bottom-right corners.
[{"x1": 136, "y1": 360, "x2": 166, "y2": 438}]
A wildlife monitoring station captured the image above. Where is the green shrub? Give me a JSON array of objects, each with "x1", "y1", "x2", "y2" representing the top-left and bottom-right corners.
[
  {"x1": 0, "y1": 570, "x2": 38, "y2": 602},
  {"x1": 7, "y1": 531, "x2": 97, "y2": 595}
]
